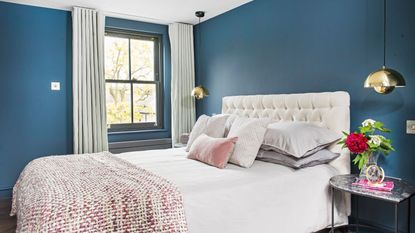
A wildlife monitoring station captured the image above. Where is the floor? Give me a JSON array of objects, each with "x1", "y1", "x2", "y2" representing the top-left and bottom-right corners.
[{"x1": 0, "y1": 199, "x2": 15, "y2": 233}]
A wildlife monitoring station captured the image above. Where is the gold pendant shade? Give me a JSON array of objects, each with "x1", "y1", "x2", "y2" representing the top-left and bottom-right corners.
[{"x1": 364, "y1": 66, "x2": 406, "y2": 94}]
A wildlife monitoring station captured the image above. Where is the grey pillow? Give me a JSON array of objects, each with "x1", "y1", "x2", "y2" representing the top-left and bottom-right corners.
[
  {"x1": 261, "y1": 122, "x2": 341, "y2": 158},
  {"x1": 257, "y1": 149, "x2": 340, "y2": 169}
]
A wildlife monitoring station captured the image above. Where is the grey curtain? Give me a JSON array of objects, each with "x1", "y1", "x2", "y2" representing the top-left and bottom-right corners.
[
  {"x1": 169, "y1": 23, "x2": 196, "y2": 144},
  {"x1": 72, "y1": 7, "x2": 108, "y2": 154}
]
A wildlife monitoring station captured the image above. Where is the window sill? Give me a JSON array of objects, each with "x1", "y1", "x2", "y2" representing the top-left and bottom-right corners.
[{"x1": 108, "y1": 128, "x2": 168, "y2": 135}]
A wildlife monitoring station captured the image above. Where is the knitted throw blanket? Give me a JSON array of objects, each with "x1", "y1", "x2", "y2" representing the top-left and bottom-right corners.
[{"x1": 11, "y1": 152, "x2": 188, "y2": 233}]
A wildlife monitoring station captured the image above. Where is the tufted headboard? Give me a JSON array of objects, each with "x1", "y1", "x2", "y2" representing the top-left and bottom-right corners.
[{"x1": 222, "y1": 91, "x2": 350, "y2": 175}]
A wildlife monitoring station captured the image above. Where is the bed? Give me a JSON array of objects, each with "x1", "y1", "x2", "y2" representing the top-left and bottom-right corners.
[{"x1": 11, "y1": 91, "x2": 351, "y2": 233}]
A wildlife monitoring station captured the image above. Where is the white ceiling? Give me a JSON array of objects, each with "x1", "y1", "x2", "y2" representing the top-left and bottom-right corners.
[{"x1": 3, "y1": 0, "x2": 252, "y2": 25}]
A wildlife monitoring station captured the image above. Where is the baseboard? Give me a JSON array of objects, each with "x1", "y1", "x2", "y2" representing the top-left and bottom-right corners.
[
  {"x1": 0, "y1": 189, "x2": 12, "y2": 200},
  {"x1": 109, "y1": 138, "x2": 172, "y2": 153}
]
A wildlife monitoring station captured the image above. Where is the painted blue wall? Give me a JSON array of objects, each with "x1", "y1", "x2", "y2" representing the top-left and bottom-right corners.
[
  {"x1": 105, "y1": 17, "x2": 172, "y2": 142},
  {"x1": 0, "y1": 3, "x2": 172, "y2": 198},
  {"x1": 0, "y1": 1, "x2": 73, "y2": 197},
  {"x1": 195, "y1": 0, "x2": 415, "y2": 230}
]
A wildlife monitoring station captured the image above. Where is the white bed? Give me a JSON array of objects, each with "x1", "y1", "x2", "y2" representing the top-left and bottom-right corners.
[{"x1": 118, "y1": 91, "x2": 351, "y2": 233}]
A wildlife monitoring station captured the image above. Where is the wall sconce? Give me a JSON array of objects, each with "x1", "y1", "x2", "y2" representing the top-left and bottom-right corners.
[{"x1": 191, "y1": 85, "x2": 209, "y2": 100}]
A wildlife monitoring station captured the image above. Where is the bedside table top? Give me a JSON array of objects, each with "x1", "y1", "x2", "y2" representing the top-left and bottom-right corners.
[{"x1": 330, "y1": 174, "x2": 415, "y2": 203}]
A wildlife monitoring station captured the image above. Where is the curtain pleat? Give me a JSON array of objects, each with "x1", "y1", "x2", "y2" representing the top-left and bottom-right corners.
[
  {"x1": 169, "y1": 23, "x2": 196, "y2": 144},
  {"x1": 72, "y1": 7, "x2": 108, "y2": 154}
]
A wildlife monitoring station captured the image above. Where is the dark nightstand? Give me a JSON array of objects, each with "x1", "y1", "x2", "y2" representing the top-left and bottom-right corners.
[{"x1": 330, "y1": 174, "x2": 415, "y2": 233}]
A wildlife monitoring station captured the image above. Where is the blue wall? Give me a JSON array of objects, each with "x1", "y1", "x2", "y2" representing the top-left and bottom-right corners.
[
  {"x1": 0, "y1": 1, "x2": 72, "y2": 198},
  {"x1": 106, "y1": 17, "x2": 172, "y2": 142},
  {"x1": 0, "y1": 2, "x2": 171, "y2": 198},
  {"x1": 195, "y1": 0, "x2": 415, "y2": 230}
]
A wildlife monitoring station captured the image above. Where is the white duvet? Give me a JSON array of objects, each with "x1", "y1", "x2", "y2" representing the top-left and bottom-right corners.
[{"x1": 117, "y1": 148, "x2": 348, "y2": 233}]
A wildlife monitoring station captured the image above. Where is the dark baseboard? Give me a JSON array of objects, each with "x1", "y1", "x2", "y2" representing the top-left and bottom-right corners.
[{"x1": 0, "y1": 188, "x2": 12, "y2": 200}]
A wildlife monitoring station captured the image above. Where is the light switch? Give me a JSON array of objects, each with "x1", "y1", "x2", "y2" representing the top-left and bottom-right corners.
[
  {"x1": 407, "y1": 120, "x2": 415, "y2": 134},
  {"x1": 51, "y1": 82, "x2": 60, "y2": 91}
]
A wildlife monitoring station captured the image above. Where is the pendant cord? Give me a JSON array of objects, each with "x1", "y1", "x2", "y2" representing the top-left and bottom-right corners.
[
  {"x1": 383, "y1": 0, "x2": 387, "y2": 67},
  {"x1": 198, "y1": 16, "x2": 202, "y2": 81}
]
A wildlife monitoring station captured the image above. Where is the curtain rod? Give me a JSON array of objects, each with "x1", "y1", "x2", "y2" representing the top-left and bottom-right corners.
[
  {"x1": 73, "y1": 5, "x2": 96, "y2": 10},
  {"x1": 73, "y1": 6, "x2": 194, "y2": 25},
  {"x1": 72, "y1": 5, "x2": 170, "y2": 25},
  {"x1": 103, "y1": 10, "x2": 171, "y2": 25}
]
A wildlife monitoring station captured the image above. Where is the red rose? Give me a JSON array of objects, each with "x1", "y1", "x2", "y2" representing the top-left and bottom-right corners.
[{"x1": 345, "y1": 133, "x2": 368, "y2": 154}]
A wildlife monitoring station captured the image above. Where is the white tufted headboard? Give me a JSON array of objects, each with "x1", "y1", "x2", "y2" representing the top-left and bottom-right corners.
[{"x1": 222, "y1": 91, "x2": 350, "y2": 175}]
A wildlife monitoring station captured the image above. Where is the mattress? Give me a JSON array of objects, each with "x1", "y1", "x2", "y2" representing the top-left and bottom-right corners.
[{"x1": 117, "y1": 148, "x2": 348, "y2": 233}]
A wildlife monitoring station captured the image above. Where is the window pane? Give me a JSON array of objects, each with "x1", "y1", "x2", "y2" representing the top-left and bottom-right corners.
[
  {"x1": 133, "y1": 84, "x2": 157, "y2": 123},
  {"x1": 105, "y1": 36, "x2": 129, "y2": 80},
  {"x1": 106, "y1": 83, "x2": 131, "y2": 124},
  {"x1": 131, "y1": 39, "x2": 155, "y2": 81}
]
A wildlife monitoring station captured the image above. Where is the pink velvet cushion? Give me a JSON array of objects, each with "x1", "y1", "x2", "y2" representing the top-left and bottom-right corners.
[{"x1": 188, "y1": 134, "x2": 238, "y2": 169}]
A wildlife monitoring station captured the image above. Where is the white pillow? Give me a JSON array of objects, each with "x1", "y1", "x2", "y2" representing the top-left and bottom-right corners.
[
  {"x1": 224, "y1": 114, "x2": 238, "y2": 137},
  {"x1": 228, "y1": 117, "x2": 270, "y2": 168},
  {"x1": 186, "y1": 114, "x2": 230, "y2": 152}
]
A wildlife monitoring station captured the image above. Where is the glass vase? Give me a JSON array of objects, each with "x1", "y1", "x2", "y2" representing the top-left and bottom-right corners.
[{"x1": 359, "y1": 152, "x2": 385, "y2": 184}]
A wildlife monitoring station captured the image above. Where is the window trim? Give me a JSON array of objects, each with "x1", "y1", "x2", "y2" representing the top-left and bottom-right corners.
[{"x1": 105, "y1": 28, "x2": 164, "y2": 132}]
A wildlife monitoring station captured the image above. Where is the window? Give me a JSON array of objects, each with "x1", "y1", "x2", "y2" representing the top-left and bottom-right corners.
[{"x1": 104, "y1": 29, "x2": 163, "y2": 131}]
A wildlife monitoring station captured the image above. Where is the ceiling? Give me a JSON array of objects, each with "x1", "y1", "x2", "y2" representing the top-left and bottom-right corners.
[{"x1": 3, "y1": 0, "x2": 252, "y2": 25}]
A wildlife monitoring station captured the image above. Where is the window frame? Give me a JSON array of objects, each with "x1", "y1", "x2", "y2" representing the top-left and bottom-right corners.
[{"x1": 104, "y1": 28, "x2": 164, "y2": 132}]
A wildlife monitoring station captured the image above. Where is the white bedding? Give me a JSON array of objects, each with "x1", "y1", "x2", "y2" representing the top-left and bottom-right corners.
[{"x1": 117, "y1": 148, "x2": 348, "y2": 233}]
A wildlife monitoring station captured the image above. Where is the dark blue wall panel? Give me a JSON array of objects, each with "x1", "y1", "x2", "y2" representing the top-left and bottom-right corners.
[
  {"x1": 194, "y1": 0, "x2": 415, "y2": 230},
  {"x1": 0, "y1": 1, "x2": 73, "y2": 197},
  {"x1": 0, "y1": 3, "x2": 171, "y2": 198}
]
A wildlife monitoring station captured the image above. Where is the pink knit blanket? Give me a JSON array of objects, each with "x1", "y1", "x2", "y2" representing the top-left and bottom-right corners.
[{"x1": 10, "y1": 152, "x2": 188, "y2": 232}]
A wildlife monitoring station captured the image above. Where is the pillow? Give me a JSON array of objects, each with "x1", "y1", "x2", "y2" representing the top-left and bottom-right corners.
[
  {"x1": 228, "y1": 117, "x2": 270, "y2": 168},
  {"x1": 224, "y1": 114, "x2": 238, "y2": 137},
  {"x1": 186, "y1": 114, "x2": 230, "y2": 152},
  {"x1": 257, "y1": 149, "x2": 340, "y2": 169},
  {"x1": 188, "y1": 134, "x2": 238, "y2": 169},
  {"x1": 261, "y1": 122, "x2": 341, "y2": 158}
]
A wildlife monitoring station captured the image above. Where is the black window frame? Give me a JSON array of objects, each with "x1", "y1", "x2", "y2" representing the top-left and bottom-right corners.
[{"x1": 105, "y1": 28, "x2": 164, "y2": 132}]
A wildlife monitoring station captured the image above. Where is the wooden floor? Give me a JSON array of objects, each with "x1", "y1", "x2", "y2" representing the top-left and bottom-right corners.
[{"x1": 0, "y1": 199, "x2": 15, "y2": 233}]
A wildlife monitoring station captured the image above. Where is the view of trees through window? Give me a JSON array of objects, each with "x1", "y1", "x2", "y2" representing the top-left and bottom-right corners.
[{"x1": 104, "y1": 31, "x2": 161, "y2": 130}]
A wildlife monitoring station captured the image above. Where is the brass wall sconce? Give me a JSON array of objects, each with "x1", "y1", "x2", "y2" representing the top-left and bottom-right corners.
[{"x1": 191, "y1": 85, "x2": 209, "y2": 100}]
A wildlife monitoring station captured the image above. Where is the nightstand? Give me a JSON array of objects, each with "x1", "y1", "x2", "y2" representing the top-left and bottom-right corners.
[
  {"x1": 175, "y1": 133, "x2": 189, "y2": 148},
  {"x1": 329, "y1": 174, "x2": 415, "y2": 233}
]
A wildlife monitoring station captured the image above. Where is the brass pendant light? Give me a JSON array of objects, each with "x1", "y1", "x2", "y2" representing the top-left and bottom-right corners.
[
  {"x1": 191, "y1": 11, "x2": 209, "y2": 100},
  {"x1": 364, "y1": 0, "x2": 406, "y2": 94}
]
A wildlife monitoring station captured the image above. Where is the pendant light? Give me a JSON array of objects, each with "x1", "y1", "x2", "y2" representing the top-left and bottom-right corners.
[
  {"x1": 191, "y1": 11, "x2": 209, "y2": 100},
  {"x1": 364, "y1": 0, "x2": 406, "y2": 94}
]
